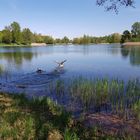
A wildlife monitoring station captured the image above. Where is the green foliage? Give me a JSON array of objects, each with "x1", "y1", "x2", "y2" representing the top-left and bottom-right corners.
[
  {"x1": 2, "y1": 27, "x2": 12, "y2": 44},
  {"x1": 61, "y1": 36, "x2": 70, "y2": 44},
  {"x1": 0, "y1": 76, "x2": 140, "y2": 140},
  {"x1": 44, "y1": 35, "x2": 55, "y2": 44},
  {"x1": 32, "y1": 33, "x2": 44, "y2": 43},
  {"x1": 73, "y1": 34, "x2": 121, "y2": 44},
  {"x1": 64, "y1": 128, "x2": 79, "y2": 140},
  {"x1": 1, "y1": 21, "x2": 140, "y2": 46},
  {"x1": 0, "y1": 31, "x2": 3, "y2": 43},
  {"x1": 11, "y1": 21, "x2": 21, "y2": 44},
  {"x1": 131, "y1": 22, "x2": 140, "y2": 37},
  {"x1": 121, "y1": 30, "x2": 131, "y2": 43},
  {"x1": 132, "y1": 100, "x2": 140, "y2": 120},
  {"x1": 111, "y1": 33, "x2": 121, "y2": 43},
  {"x1": 121, "y1": 22, "x2": 140, "y2": 43},
  {"x1": 21, "y1": 28, "x2": 33, "y2": 45},
  {"x1": 55, "y1": 38, "x2": 62, "y2": 44}
]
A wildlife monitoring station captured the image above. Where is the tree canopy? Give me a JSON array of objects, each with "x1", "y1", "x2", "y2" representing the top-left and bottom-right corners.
[
  {"x1": 0, "y1": 21, "x2": 140, "y2": 45},
  {"x1": 21, "y1": 28, "x2": 33, "y2": 45},
  {"x1": 11, "y1": 22, "x2": 21, "y2": 44},
  {"x1": 131, "y1": 22, "x2": 140, "y2": 37},
  {"x1": 121, "y1": 22, "x2": 140, "y2": 43}
]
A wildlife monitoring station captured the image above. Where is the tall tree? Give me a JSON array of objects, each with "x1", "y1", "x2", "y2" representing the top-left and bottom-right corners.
[
  {"x1": 112, "y1": 33, "x2": 121, "y2": 43},
  {"x1": 2, "y1": 26, "x2": 12, "y2": 44},
  {"x1": 21, "y1": 28, "x2": 33, "y2": 45},
  {"x1": 44, "y1": 36, "x2": 54, "y2": 44},
  {"x1": 61, "y1": 36, "x2": 69, "y2": 44},
  {"x1": 11, "y1": 22, "x2": 21, "y2": 44},
  {"x1": 121, "y1": 30, "x2": 131, "y2": 43},
  {"x1": 0, "y1": 31, "x2": 3, "y2": 43},
  {"x1": 33, "y1": 33, "x2": 44, "y2": 43},
  {"x1": 131, "y1": 22, "x2": 140, "y2": 37}
]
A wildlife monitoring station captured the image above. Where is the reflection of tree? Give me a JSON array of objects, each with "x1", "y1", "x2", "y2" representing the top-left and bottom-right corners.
[
  {"x1": 121, "y1": 46, "x2": 140, "y2": 65},
  {"x1": 130, "y1": 47, "x2": 140, "y2": 66},
  {"x1": 0, "y1": 65, "x2": 4, "y2": 75},
  {"x1": 121, "y1": 48, "x2": 129, "y2": 58},
  {"x1": 0, "y1": 51, "x2": 33, "y2": 66}
]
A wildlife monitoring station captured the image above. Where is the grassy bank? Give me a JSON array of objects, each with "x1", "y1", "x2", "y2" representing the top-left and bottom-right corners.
[
  {"x1": 0, "y1": 43, "x2": 30, "y2": 47},
  {"x1": 0, "y1": 78, "x2": 140, "y2": 139}
]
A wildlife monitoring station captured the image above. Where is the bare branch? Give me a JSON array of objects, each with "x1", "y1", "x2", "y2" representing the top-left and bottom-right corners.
[{"x1": 96, "y1": 0, "x2": 135, "y2": 13}]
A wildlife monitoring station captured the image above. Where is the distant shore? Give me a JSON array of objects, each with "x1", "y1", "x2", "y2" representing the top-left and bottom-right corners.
[
  {"x1": 122, "y1": 42, "x2": 140, "y2": 46},
  {"x1": 31, "y1": 43, "x2": 47, "y2": 46},
  {"x1": 0, "y1": 43, "x2": 30, "y2": 47},
  {"x1": 0, "y1": 43, "x2": 47, "y2": 47},
  {"x1": 1, "y1": 42, "x2": 140, "y2": 47}
]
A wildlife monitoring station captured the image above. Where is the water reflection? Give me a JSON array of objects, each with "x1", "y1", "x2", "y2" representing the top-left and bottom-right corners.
[
  {"x1": 121, "y1": 46, "x2": 140, "y2": 66},
  {"x1": 0, "y1": 44, "x2": 139, "y2": 83},
  {"x1": 0, "y1": 51, "x2": 33, "y2": 65}
]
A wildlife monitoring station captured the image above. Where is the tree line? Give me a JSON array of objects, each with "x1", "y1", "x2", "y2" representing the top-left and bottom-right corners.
[
  {"x1": 121, "y1": 22, "x2": 140, "y2": 43},
  {"x1": 0, "y1": 22, "x2": 71, "y2": 45},
  {"x1": 0, "y1": 21, "x2": 140, "y2": 45}
]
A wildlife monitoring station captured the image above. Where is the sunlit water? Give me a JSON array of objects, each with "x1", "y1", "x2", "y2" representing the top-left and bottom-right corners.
[{"x1": 0, "y1": 44, "x2": 140, "y2": 114}]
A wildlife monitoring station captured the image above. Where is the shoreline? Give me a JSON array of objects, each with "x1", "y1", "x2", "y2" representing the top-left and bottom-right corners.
[
  {"x1": 122, "y1": 42, "x2": 140, "y2": 46},
  {"x1": 1, "y1": 42, "x2": 140, "y2": 47},
  {"x1": 0, "y1": 42, "x2": 113, "y2": 47},
  {"x1": 0, "y1": 44, "x2": 30, "y2": 47},
  {"x1": 31, "y1": 43, "x2": 47, "y2": 46}
]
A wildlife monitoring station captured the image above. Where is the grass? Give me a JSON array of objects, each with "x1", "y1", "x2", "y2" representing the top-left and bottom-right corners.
[
  {"x1": 0, "y1": 43, "x2": 30, "y2": 47},
  {"x1": 50, "y1": 78, "x2": 140, "y2": 118},
  {"x1": 0, "y1": 78, "x2": 140, "y2": 139}
]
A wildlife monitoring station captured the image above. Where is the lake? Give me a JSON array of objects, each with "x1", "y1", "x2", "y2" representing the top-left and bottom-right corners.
[{"x1": 0, "y1": 44, "x2": 140, "y2": 96}]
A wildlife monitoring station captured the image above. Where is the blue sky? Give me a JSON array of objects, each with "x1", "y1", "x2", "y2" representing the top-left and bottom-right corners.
[{"x1": 0, "y1": 0, "x2": 140, "y2": 38}]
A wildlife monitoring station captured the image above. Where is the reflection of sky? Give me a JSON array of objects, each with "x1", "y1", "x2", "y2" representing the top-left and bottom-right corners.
[{"x1": 0, "y1": 44, "x2": 140, "y2": 82}]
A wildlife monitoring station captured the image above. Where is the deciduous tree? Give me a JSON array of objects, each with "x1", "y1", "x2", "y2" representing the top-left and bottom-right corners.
[
  {"x1": 131, "y1": 22, "x2": 140, "y2": 37},
  {"x1": 21, "y1": 28, "x2": 33, "y2": 45},
  {"x1": 11, "y1": 22, "x2": 21, "y2": 44}
]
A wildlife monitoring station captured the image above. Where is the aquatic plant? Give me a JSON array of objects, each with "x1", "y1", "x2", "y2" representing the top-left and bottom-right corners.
[
  {"x1": 64, "y1": 128, "x2": 79, "y2": 140},
  {"x1": 1, "y1": 77, "x2": 140, "y2": 139},
  {"x1": 48, "y1": 78, "x2": 140, "y2": 120}
]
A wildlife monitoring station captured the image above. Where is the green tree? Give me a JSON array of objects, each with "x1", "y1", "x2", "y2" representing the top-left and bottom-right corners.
[
  {"x1": 112, "y1": 33, "x2": 121, "y2": 43},
  {"x1": 44, "y1": 36, "x2": 54, "y2": 44},
  {"x1": 131, "y1": 22, "x2": 140, "y2": 38},
  {"x1": 73, "y1": 38, "x2": 81, "y2": 44},
  {"x1": 61, "y1": 36, "x2": 69, "y2": 44},
  {"x1": 55, "y1": 38, "x2": 61, "y2": 44},
  {"x1": 11, "y1": 22, "x2": 21, "y2": 44},
  {"x1": 33, "y1": 33, "x2": 44, "y2": 43},
  {"x1": 2, "y1": 26, "x2": 12, "y2": 44},
  {"x1": 81, "y1": 35, "x2": 91, "y2": 44},
  {"x1": 21, "y1": 28, "x2": 33, "y2": 45},
  {"x1": 121, "y1": 30, "x2": 131, "y2": 43},
  {"x1": 0, "y1": 31, "x2": 3, "y2": 43}
]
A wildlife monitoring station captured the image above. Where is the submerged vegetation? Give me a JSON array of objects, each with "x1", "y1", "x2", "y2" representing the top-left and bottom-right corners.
[{"x1": 0, "y1": 78, "x2": 140, "y2": 139}]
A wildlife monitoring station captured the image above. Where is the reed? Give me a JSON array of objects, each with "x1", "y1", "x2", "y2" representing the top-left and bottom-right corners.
[{"x1": 48, "y1": 77, "x2": 140, "y2": 119}]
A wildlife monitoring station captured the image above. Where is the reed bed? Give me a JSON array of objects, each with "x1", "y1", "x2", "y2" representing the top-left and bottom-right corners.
[{"x1": 49, "y1": 78, "x2": 140, "y2": 120}]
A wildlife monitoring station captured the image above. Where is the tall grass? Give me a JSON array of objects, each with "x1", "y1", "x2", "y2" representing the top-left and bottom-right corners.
[
  {"x1": 48, "y1": 78, "x2": 140, "y2": 119},
  {"x1": 0, "y1": 77, "x2": 140, "y2": 139}
]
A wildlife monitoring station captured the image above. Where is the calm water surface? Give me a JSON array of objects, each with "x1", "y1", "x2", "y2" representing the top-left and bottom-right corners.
[{"x1": 0, "y1": 44, "x2": 140, "y2": 96}]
